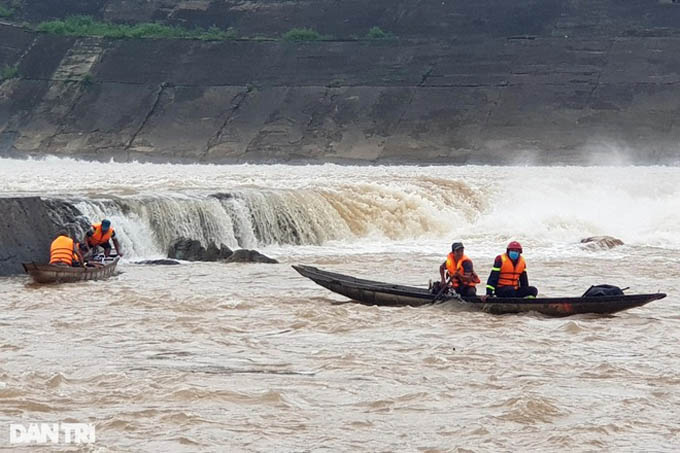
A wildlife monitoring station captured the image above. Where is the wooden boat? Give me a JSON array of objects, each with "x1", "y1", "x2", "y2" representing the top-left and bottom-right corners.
[
  {"x1": 23, "y1": 256, "x2": 120, "y2": 284},
  {"x1": 292, "y1": 265, "x2": 666, "y2": 317}
]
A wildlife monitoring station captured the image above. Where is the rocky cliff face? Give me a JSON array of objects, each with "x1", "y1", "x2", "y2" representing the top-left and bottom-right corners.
[
  {"x1": 0, "y1": 197, "x2": 59, "y2": 275},
  {"x1": 2, "y1": 0, "x2": 680, "y2": 163}
]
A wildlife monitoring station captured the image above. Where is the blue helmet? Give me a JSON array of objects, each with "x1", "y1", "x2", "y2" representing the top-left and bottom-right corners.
[{"x1": 101, "y1": 219, "x2": 111, "y2": 231}]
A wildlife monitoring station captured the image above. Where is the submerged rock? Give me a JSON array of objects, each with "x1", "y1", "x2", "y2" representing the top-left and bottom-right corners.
[
  {"x1": 580, "y1": 236, "x2": 624, "y2": 249},
  {"x1": 136, "y1": 259, "x2": 181, "y2": 265},
  {"x1": 223, "y1": 249, "x2": 278, "y2": 264}
]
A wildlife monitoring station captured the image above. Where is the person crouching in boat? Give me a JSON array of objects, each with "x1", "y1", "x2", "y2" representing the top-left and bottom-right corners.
[
  {"x1": 439, "y1": 242, "x2": 480, "y2": 297},
  {"x1": 485, "y1": 241, "x2": 538, "y2": 298},
  {"x1": 49, "y1": 230, "x2": 86, "y2": 268},
  {"x1": 83, "y1": 219, "x2": 123, "y2": 258}
]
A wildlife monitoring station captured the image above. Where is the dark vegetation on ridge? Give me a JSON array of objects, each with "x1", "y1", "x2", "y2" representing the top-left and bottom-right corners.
[
  {"x1": 0, "y1": 5, "x2": 14, "y2": 18},
  {"x1": 0, "y1": 64, "x2": 19, "y2": 80},
  {"x1": 36, "y1": 15, "x2": 239, "y2": 40},
  {"x1": 33, "y1": 16, "x2": 394, "y2": 42}
]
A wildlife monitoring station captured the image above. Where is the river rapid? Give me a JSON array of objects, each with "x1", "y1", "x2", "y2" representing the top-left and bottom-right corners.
[{"x1": 1, "y1": 158, "x2": 679, "y2": 452}]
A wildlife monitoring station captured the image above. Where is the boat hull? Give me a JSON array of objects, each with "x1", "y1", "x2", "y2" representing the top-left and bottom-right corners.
[
  {"x1": 292, "y1": 265, "x2": 666, "y2": 317},
  {"x1": 23, "y1": 257, "x2": 120, "y2": 284}
]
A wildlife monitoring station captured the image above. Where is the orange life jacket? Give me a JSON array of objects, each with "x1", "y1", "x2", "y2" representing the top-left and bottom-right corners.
[
  {"x1": 88, "y1": 223, "x2": 114, "y2": 247},
  {"x1": 498, "y1": 253, "x2": 526, "y2": 289},
  {"x1": 50, "y1": 236, "x2": 75, "y2": 265},
  {"x1": 446, "y1": 252, "x2": 481, "y2": 288}
]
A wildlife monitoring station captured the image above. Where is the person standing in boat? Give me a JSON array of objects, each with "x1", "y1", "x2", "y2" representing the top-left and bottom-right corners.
[
  {"x1": 49, "y1": 230, "x2": 86, "y2": 268},
  {"x1": 83, "y1": 219, "x2": 123, "y2": 258},
  {"x1": 485, "y1": 241, "x2": 538, "y2": 298},
  {"x1": 439, "y1": 242, "x2": 480, "y2": 296}
]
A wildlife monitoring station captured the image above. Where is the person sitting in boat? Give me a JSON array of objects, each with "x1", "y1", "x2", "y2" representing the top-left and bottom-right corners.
[
  {"x1": 485, "y1": 241, "x2": 538, "y2": 298},
  {"x1": 439, "y1": 242, "x2": 480, "y2": 297},
  {"x1": 49, "y1": 230, "x2": 86, "y2": 268},
  {"x1": 83, "y1": 219, "x2": 123, "y2": 258}
]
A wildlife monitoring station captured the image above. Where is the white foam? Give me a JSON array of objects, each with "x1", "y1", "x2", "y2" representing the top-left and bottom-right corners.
[{"x1": 3, "y1": 157, "x2": 679, "y2": 257}]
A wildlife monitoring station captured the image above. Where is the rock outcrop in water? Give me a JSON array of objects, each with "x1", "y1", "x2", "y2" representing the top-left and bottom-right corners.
[
  {"x1": 223, "y1": 249, "x2": 278, "y2": 264},
  {"x1": 581, "y1": 236, "x2": 625, "y2": 249},
  {"x1": 167, "y1": 237, "x2": 277, "y2": 263},
  {"x1": 168, "y1": 238, "x2": 234, "y2": 261},
  {"x1": 135, "y1": 259, "x2": 181, "y2": 265},
  {"x1": 1, "y1": 1, "x2": 680, "y2": 164},
  {"x1": 0, "y1": 197, "x2": 61, "y2": 275}
]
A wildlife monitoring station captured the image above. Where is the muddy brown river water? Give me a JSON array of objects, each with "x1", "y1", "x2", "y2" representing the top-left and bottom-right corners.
[{"x1": 1, "y1": 160, "x2": 679, "y2": 451}]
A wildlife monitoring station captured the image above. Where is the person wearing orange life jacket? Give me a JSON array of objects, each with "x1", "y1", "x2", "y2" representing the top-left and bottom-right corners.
[
  {"x1": 83, "y1": 219, "x2": 123, "y2": 258},
  {"x1": 49, "y1": 230, "x2": 86, "y2": 268},
  {"x1": 485, "y1": 241, "x2": 538, "y2": 298},
  {"x1": 439, "y1": 242, "x2": 481, "y2": 297}
]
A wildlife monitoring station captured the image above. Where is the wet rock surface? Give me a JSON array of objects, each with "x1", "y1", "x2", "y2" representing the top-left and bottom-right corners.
[
  {"x1": 0, "y1": 197, "x2": 60, "y2": 275},
  {"x1": 167, "y1": 238, "x2": 233, "y2": 261},
  {"x1": 581, "y1": 236, "x2": 625, "y2": 249},
  {"x1": 167, "y1": 238, "x2": 277, "y2": 263},
  {"x1": 135, "y1": 259, "x2": 181, "y2": 265},
  {"x1": 223, "y1": 249, "x2": 278, "y2": 264}
]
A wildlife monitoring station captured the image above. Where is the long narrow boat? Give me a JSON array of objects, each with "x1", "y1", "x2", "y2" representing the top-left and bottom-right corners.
[
  {"x1": 23, "y1": 257, "x2": 120, "y2": 284},
  {"x1": 292, "y1": 265, "x2": 666, "y2": 317}
]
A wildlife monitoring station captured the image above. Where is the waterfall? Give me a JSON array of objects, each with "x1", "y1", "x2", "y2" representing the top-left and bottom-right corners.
[{"x1": 45, "y1": 189, "x2": 369, "y2": 258}]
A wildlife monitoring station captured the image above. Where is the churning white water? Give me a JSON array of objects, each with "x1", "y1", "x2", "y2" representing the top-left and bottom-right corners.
[
  {"x1": 1, "y1": 157, "x2": 679, "y2": 451},
  {"x1": 1, "y1": 157, "x2": 679, "y2": 257}
]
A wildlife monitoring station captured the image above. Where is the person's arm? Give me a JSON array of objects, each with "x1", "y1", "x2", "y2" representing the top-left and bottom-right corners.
[
  {"x1": 439, "y1": 261, "x2": 447, "y2": 285},
  {"x1": 519, "y1": 270, "x2": 529, "y2": 288},
  {"x1": 82, "y1": 230, "x2": 93, "y2": 251},
  {"x1": 74, "y1": 243, "x2": 86, "y2": 268},
  {"x1": 459, "y1": 260, "x2": 474, "y2": 283},
  {"x1": 486, "y1": 256, "x2": 502, "y2": 295},
  {"x1": 112, "y1": 237, "x2": 123, "y2": 257}
]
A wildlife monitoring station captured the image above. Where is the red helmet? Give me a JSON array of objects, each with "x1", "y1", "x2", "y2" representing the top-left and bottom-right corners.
[{"x1": 507, "y1": 241, "x2": 523, "y2": 253}]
